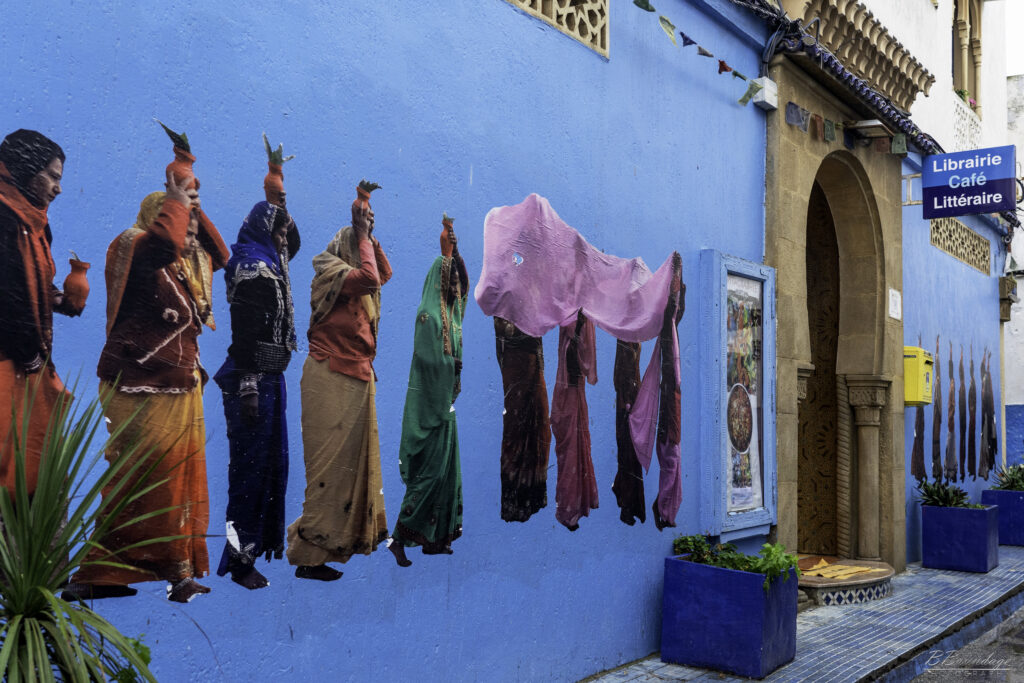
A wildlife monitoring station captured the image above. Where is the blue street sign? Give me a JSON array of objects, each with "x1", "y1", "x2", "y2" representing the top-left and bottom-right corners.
[{"x1": 922, "y1": 145, "x2": 1016, "y2": 219}]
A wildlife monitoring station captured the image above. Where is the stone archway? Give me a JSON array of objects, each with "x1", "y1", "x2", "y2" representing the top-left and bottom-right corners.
[{"x1": 766, "y1": 57, "x2": 905, "y2": 570}]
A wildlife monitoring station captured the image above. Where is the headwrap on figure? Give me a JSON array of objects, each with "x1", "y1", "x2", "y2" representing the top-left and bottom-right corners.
[
  {"x1": 225, "y1": 201, "x2": 297, "y2": 352},
  {"x1": 0, "y1": 129, "x2": 65, "y2": 207}
]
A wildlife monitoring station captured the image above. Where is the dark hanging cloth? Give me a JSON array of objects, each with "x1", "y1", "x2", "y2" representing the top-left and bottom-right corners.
[
  {"x1": 612, "y1": 340, "x2": 645, "y2": 525},
  {"x1": 958, "y1": 349, "x2": 967, "y2": 481},
  {"x1": 911, "y1": 403, "x2": 926, "y2": 483},
  {"x1": 652, "y1": 277, "x2": 684, "y2": 530},
  {"x1": 980, "y1": 351, "x2": 997, "y2": 479},
  {"x1": 214, "y1": 201, "x2": 299, "y2": 578},
  {"x1": 931, "y1": 338, "x2": 942, "y2": 481},
  {"x1": 551, "y1": 311, "x2": 598, "y2": 531},
  {"x1": 495, "y1": 317, "x2": 551, "y2": 522},
  {"x1": 911, "y1": 336, "x2": 926, "y2": 483},
  {"x1": 968, "y1": 352, "x2": 977, "y2": 479},
  {"x1": 944, "y1": 348, "x2": 957, "y2": 482}
]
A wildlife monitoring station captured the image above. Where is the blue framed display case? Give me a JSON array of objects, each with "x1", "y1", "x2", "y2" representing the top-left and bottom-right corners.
[{"x1": 699, "y1": 250, "x2": 777, "y2": 540}]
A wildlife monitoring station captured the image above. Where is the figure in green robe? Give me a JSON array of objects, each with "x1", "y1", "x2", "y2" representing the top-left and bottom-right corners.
[{"x1": 390, "y1": 215, "x2": 468, "y2": 567}]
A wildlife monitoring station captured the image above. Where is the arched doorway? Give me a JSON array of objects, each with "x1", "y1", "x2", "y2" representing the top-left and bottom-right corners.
[
  {"x1": 794, "y1": 151, "x2": 888, "y2": 561},
  {"x1": 766, "y1": 58, "x2": 906, "y2": 570},
  {"x1": 798, "y1": 182, "x2": 840, "y2": 555}
]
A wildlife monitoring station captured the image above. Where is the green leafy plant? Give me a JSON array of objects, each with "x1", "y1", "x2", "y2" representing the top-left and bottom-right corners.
[
  {"x1": 992, "y1": 465, "x2": 1024, "y2": 492},
  {"x1": 0, "y1": 381, "x2": 178, "y2": 682},
  {"x1": 916, "y1": 479, "x2": 983, "y2": 508},
  {"x1": 954, "y1": 88, "x2": 970, "y2": 103},
  {"x1": 672, "y1": 534, "x2": 800, "y2": 590}
]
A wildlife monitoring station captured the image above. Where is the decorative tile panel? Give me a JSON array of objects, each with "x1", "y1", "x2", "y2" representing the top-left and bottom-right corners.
[
  {"x1": 504, "y1": 0, "x2": 608, "y2": 57},
  {"x1": 930, "y1": 216, "x2": 991, "y2": 275}
]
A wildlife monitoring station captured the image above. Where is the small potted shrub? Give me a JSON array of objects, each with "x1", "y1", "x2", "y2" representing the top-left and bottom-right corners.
[
  {"x1": 982, "y1": 465, "x2": 1024, "y2": 545},
  {"x1": 919, "y1": 480, "x2": 998, "y2": 572},
  {"x1": 662, "y1": 535, "x2": 799, "y2": 679}
]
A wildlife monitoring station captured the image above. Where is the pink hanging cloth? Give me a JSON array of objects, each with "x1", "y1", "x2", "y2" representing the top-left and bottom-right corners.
[{"x1": 475, "y1": 194, "x2": 684, "y2": 529}]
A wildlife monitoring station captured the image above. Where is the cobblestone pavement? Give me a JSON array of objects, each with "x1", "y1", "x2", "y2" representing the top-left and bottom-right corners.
[{"x1": 911, "y1": 603, "x2": 1024, "y2": 682}]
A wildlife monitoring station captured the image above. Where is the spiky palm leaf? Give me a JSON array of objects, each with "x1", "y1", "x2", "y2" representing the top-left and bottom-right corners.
[
  {"x1": 992, "y1": 464, "x2": 1024, "y2": 491},
  {"x1": 917, "y1": 480, "x2": 972, "y2": 507},
  {"x1": 0, "y1": 378, "x2": 185, "y2": 682}
]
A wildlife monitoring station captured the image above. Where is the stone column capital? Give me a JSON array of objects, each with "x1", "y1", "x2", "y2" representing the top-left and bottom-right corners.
[
  {"x1": 846, "y1": 375, "x2": 890, "y2": 408},
  {"x1": 796, "y1": 362, "x2": 816, "y2": 402}
]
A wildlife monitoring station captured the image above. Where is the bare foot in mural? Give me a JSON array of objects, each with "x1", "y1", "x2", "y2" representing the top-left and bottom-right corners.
[
  {"x1": 232, "y1": 568, "x2": 269, "y2": 590},
  {"x1": 389, "y1": 540, "x2": 412, "y2": 567},
  {"x1": 167, "y1": 577, "x2": 211, "y2": 603},
  {"x1": 294, "y1": 564, "x2": 343, "y2": 581}
]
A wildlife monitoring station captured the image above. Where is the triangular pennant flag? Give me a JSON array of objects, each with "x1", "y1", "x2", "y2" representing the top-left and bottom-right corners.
[
  {"x1": 659, "y1": 16, "x2": 677, "y2": 44},
  {"x1": 891, "y1": 133, "x2": 908, "y2": 155},
  {"x1": 633, "y1": 0, "x2": 656, "y2": 11},
  {"x1": 738, "y1": 80, "x2": 763, "y2": 106},
  {"x1": 717, "y1": 60, "x2": 732, "y2": 74},
  {"x1": 679, "y1": 31, "x2": 696, "y2": 47},
  {"x1": 697, "y1": 46, "x2": 713, "y2": 58},
  {"x1": 824, "y1": 119, "x2": 836, "y2": 142},
  {"x1": 731, "y1": 70, "x2": 748, "y2": 81}
]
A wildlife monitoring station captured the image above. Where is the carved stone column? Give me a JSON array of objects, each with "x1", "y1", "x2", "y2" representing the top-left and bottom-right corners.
[{"x1": 847, "y1": 375, "x2": 890, "y2": 562}]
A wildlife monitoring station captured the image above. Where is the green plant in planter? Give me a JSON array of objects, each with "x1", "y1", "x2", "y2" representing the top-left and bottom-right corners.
[
  {"x1": 0, "y1": 383, "x2": 178, "y2": 682},
  {"x1": 916, "y1": 480, "x2": 984, "y2": 508},
  {"x1": 672, "y1": 535, "x2": 800, "y2": 590},
  {"x1": 992, "y1": 464, "x2": 1024, "y2": 491}
]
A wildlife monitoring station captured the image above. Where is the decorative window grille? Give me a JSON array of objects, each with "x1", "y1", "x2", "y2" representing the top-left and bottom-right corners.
[
  {"x1": 930, "y1": 216, "x2": 990, "y2": 274},
  {"x1": 952, "y1": 94, "x2": 982, "y2": 152},
  {"x1": 503, "y1": 0, "x2": 609, "y2": 57}
]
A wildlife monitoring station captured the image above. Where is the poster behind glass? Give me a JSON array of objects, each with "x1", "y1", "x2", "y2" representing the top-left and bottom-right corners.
[{"x1": 726, "y1": 274, "x2": 763, "y2": 512}]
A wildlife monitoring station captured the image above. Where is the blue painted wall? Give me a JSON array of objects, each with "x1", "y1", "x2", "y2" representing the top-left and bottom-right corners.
[
  {"x1": 901, "y1": 155, "x2": 1007, "y2": 564},
  {"x1": 6, "y1": 1, "x2": 768, "y2": 680},
  {"x1": 1006, "y1": 405, "x2": 1024, "y2": 465}
]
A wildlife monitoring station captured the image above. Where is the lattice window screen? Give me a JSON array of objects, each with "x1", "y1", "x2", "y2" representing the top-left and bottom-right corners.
[
  {"x1": 504, "y1": 0, "x2": 609, "y2": 57},
  {"x1": 951, "y1": 94, "x2": 981, "y2": 152},
  {"x1": 930, "y1": 217, "x2": 991, "y2": 274}
]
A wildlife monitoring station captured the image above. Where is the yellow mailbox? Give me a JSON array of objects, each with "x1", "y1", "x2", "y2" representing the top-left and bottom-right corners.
[{"x1": 903, "y1": 346, "x2": 933, "y2": 406}]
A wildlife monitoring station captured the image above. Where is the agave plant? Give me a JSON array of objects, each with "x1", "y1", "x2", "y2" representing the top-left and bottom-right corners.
[
  {"x1": 0, "y1": 380, "x2": 178, "y2": 682},
  {"x1": 992, "y1": 464, "x2": 1024, "y2": 492},
  {"x1": 916, "y1": 480, "x2": 973, "y2": 508}
]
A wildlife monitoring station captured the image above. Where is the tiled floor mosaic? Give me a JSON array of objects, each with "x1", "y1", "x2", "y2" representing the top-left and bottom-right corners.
[{"x1": 584, "y1": 546, "x2": 1024, "y2": 683}]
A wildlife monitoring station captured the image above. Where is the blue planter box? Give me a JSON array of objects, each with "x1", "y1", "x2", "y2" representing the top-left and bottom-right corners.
[
  {"x1": 981, "y1": 490, "x2": 1024, "y2": 545},
  {"x1": 921, "y1": 505, "x2": 998, "y2": 572},
  {"x1": 661, "y1": 555, "x2": 797, "y2": 679}
]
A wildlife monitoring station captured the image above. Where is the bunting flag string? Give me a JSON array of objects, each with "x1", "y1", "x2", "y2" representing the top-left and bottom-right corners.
[
  {"x1": 781, "y1": 99, "x2": 909, "y2": 156},
  {"x1": 631, "y1": 1, "x2": 762, "y2": 106}
]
